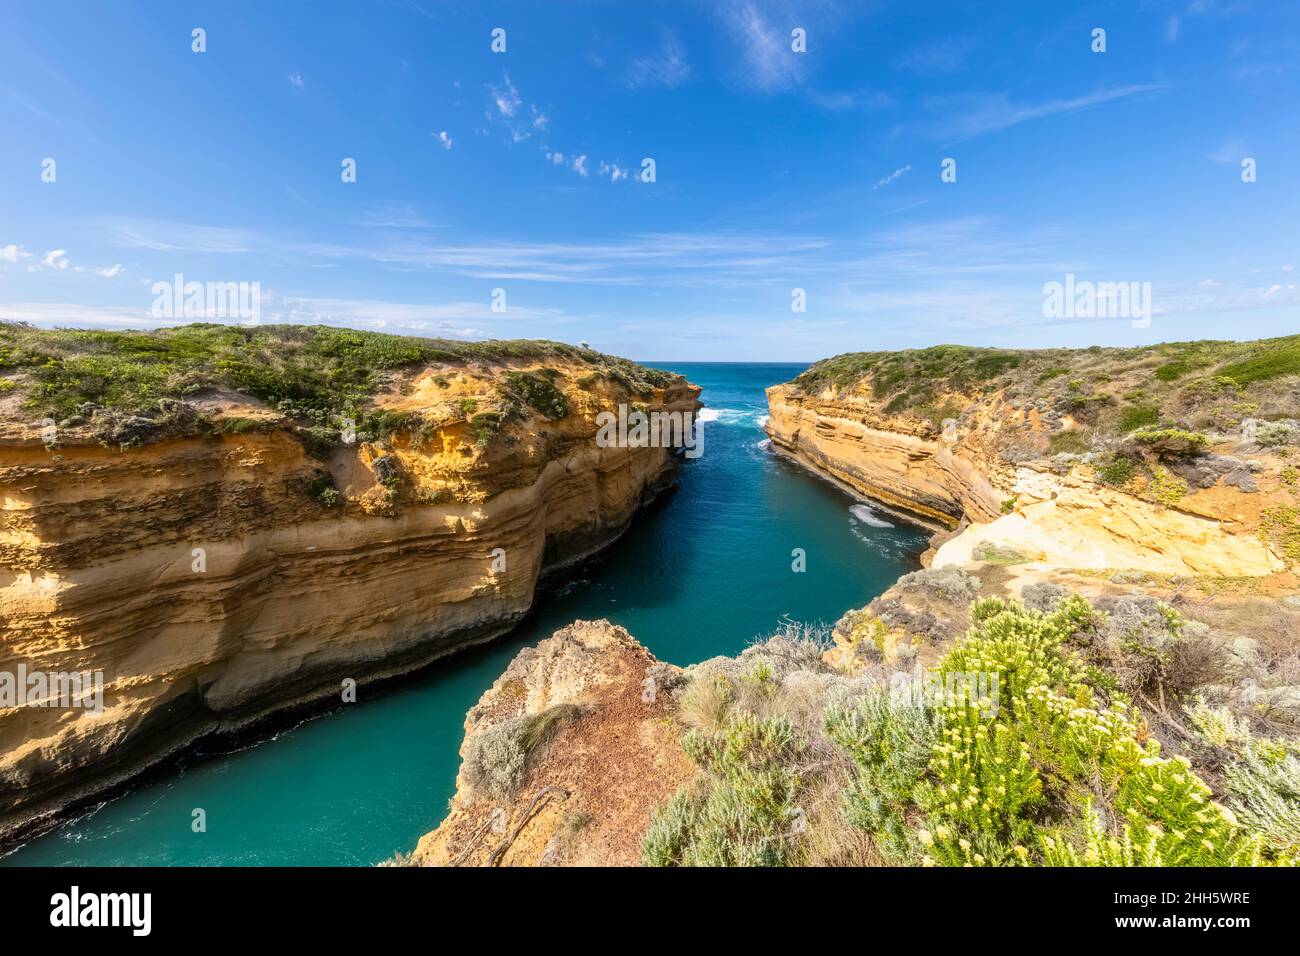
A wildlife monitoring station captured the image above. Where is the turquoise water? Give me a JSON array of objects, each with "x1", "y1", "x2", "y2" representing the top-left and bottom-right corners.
[{"x1": 2, "y1": 363, "x2": 928, "y2": 866}]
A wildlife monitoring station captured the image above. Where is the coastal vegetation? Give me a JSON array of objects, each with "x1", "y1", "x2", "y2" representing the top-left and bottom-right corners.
[
  {"x1": 642, "y1": 589, "x2": 1299, "y2": 867},
  {"x1": 791, "y1": 336, "x2": 1300, "y2": 456},
  {"x1": 0, "y1": 321, "x2": 674, "y2": 448}
]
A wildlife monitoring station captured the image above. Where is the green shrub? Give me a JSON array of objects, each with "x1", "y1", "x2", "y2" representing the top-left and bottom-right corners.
[
  {"x1": 1131, "y1": 428, "x2": 1211, "y2": 454},
  {"x1": 499, "y1": 370, "x2": 571, "y2": 420},
  {"x1": 1155, "y1": 361, "x2": 1193, "y2": 382},
  {"x1": 1260, "y1": 506, "x2": 1300, "y2": 564},
  {"x1": 1220, "y1": 345, "x2": 1300, "y2": 387},
  {"x1": 825, "y1": 690, "x2": 938, "y2": 862},
  {"x1": 643, "y1": 710, "x2": 804, "y2": 866},
  {"x1": 1097, "y1": 454, "x2": 1139, "y2": 487},
  {"x1": 469, "y1": 412, "x2": 504, "y2": 448},
  {"x1": 1118, "y1": 404, "x2": 1161, "y2": 432},
  {"x1": 462, "y1": 704, "x2": 581, "y2": 802},
  {"x1": 1147, "y1": 465, "x2": 1188, "y2": 506},
  {"x1": 1186, "y1": 706, "x2": 1300, "y2": 857}
]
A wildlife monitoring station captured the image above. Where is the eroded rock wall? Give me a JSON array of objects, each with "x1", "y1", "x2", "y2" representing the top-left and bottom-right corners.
[{"x1": 0, "y1": 365, "x2": 699, "y2": 840}]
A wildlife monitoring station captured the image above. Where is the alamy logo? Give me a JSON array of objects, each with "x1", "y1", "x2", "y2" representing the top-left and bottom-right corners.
[
  {"x1": 1042, "y1": 273, "x2": 1153, "y2": 329},
  {"x1": 595, "y1": 404, "x2": 703, "y2": 459},
  {"x1": 0, "y1": 665, "x2": 103, "y2": 715},
  {"x1": 50, "y1": 886, "x2": 151, "y2": 936},
  {"x1": 151, "y1": 273, "x2": 261, "y2": 324},
  {"x1": 890, "y1": 667, "x2": 1000, "y2": 718}
]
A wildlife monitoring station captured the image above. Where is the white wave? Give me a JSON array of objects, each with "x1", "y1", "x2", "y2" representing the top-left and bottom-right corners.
[
  {"x1": 850, "y1": 503, "x2": 894, "y2": 528},
  {"x1": 758, "y1": 414, "x2": 770, "y2": 428},
  {"x1": 697, "y1": 407, "x2": 768, "y2": 427},
  {"x1": 756, "y1": 438, "x2": 772, "y2": 451}
]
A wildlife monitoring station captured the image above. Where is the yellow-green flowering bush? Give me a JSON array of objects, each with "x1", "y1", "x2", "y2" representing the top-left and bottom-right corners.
[{"x1": 834, "y1": 597, "x2": 1290, "y2": 866}]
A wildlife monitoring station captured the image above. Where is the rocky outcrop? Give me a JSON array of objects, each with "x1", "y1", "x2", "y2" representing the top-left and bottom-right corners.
[
  {"x1": 931, "y1": 464, "x2": 1283, "y2": 577},
  {"x1": 409, "y1": 620, "x2": 692, "y2": 867},
  {"x1": 0, "y1": 358, "x2": 699, "y2": 842}
]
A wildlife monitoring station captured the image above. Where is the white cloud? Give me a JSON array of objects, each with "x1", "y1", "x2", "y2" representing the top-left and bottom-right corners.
[
  {"x1": 0, "y1": 302, "x2": 161, "y2": 327},
  {"x1": 546, "y1": 151, "x2": 565, "y2": 165},
  {"x1": 873, "y1": 165, "x2": 912, "y2": 189},
  {"x1": 95, "y1": 264, "x2": 125, "y2": 278},
  {"x1": 626, "y1": 28, "x2": 691, "y2": 89},
  {"x1": 722, "y1": 1, "x2": 802, "y2": 92},
  {"x1": 1207, "y1": 141, "x2": 1245, "y2": 164},
  {"x1": 598, "y1": 161, "x2": 628, "y2": 183},
  {"x1": 288, "y1": 72, "x2": 304, "y2": 89},
  {"x1": 115, "y1": 221, "x2": 258, "y2": 253},
  {"x1": 489, "y1": 71, "x2": 521, "y2": 117},
  {"x1": 42, "y1": 249, "x2": 69, "y2": 269},
  {"x1": 572, "y1": 155, "x2": 589, "y2": 177},
  {"x1": 435, "y1": 130, "x2": 453, "y2": 150},
  {"x1": 1, "y1": 244, "x2": 33, "y2": 263},
  {"x1": 530, "y1": 105, "x2": 548, "y2": 130}
]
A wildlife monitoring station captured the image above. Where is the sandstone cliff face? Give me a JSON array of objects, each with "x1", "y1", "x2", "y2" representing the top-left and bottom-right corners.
[
  {"x1": 765, "y1": 382, "x2": 1005, "y2": 530},
  {"x1": 765, "y1": 378, "x2": 1294, "y2": 584},
  {"x1": 0, "y1": 359, "x2": 698, "y2": 841}
]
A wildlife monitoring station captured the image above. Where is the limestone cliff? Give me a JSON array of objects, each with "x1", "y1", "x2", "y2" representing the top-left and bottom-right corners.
[
  {"x1": 766, "y1": 339, "x2": 1299, "y2": 585},
  {"x1": 0, "y1": 329, "x2": 698, "y2": 842},
  {"x1": 765, "y1": 381, "x2": 1005, "y2": 530}
]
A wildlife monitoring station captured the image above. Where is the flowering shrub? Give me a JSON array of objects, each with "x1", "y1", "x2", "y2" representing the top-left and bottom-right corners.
[{"x1": 834, "y1": 596, "x2": 1289, "y2": 866}]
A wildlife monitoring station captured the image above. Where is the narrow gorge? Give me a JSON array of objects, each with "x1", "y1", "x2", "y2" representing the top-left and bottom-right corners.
[{"x1": 416, "y1": 336, "x2": 1300, "y2": 867}]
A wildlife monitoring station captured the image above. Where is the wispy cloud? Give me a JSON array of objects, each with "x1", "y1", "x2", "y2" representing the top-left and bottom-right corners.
[
  {"x1": 894, "y1": 37, "x2": 976, "y2": 75},
  {"x1": 115, "y1": 221, "x2": 259, "y2": 253},
  {"x1": 873, "y1": 165, "x2": 911, "y2": 189},
  {"x1": 721, "y1": 1, "x2": 803, "y2": 92},
  {"x1": 626, "y1": 27, "x2": 691, "y2": 89},
  {"x1": 356, "y1": 203, "x2": 435, "y2": 229},
  {"x1": 434, "y1": 130, "x2": 453, "y2": 150},
  {"x1": 1207, "y1": 141, "x2": 1245, "y2": 163},
  {"x1": 42, "y1": 249, "x2": 69, "y2": 269},
  {"x1": 917, "y1": 84, "x2": 1165, "y2": 141},
  {"x1": 288, "y1": 72, "x2": 304, "y2": 89}
]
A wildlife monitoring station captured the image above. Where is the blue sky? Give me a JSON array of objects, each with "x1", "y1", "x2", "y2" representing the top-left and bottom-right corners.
[{"x1": 1, "y1": 0, "x2": 1297, "y2": 361}]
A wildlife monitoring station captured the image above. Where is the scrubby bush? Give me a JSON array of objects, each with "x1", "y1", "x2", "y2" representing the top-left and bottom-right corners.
[
  {"x1": 1131, "y1": 427, "x2": 1211, "y2": 455},
  {"x1": 461, "y1": 704, "x2": 581, "y2": 801},
  {"x1": 825, "y1": 690, "x2": 938, "y2": 861},
  {"x1": 830, "y1": 597, "x2": 1284, "y2": 866},
  {"x1": 1188, "y1": 703, "x2": 1300, "y2": 857},
  {"x1": 643, "y1": 703, "x2": 805, "y2": 867}
]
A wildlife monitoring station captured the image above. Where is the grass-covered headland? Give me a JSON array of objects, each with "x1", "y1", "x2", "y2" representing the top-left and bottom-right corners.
[
  {"x1": 792, "y1": 335, "x2": 1300, "y2": 438},
  {"x1": 0, "y1": 322, "x2": 675, "y2": 449}
]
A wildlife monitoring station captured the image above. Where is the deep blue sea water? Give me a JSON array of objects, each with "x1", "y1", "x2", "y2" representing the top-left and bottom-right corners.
[{"x1": 2, "y1": 362, "x2": 928, "y2": 866}]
